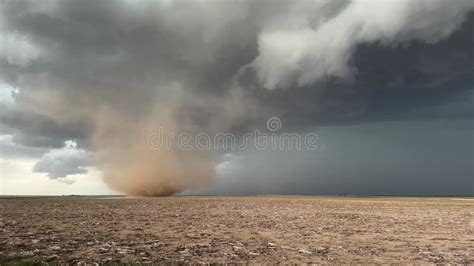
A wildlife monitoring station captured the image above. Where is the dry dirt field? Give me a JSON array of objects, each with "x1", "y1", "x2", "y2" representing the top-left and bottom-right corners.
[{"x1": 0, "y1": 196, "x2": 473, "y2": 264}]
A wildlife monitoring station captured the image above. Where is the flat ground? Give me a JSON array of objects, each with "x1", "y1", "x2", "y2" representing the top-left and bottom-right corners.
[{"x1": 0, "y1": 196, "x2": 472, "y2": 264}]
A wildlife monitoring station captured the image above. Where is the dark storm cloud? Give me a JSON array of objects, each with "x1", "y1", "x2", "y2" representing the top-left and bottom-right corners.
[
  {"x1": 0, "y1": 135, "x2": 48, "y2": 159},
  {"x1": 0, "y1": 0, "x2": 473, "y2": 194},
  {"x1": 1, "y1": 108, "x2": 89, "y2": 148},
  {"x1": 196, "y1": 119, "x2": 474, "y2": 196},
  {"x1": 257, "y1": 13, "x2": 474, "y2": 127},
  {"x1": 1, "y1": 0, "x2": 473, "y2": 134}
]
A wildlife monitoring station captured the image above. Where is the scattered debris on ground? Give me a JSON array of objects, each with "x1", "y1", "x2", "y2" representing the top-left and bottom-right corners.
[{"x1": 0, "y1": 196, "x2": 472, "y2": 263}]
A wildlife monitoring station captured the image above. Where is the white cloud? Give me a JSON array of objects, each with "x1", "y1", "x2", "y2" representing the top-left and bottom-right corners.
[
  {"x1": 0, "y1": 83, "x2": 19, "y2": 106},
  {"x1": 0, "y1": 158, "x2": 115, "y2": 195},
  {"x1": 33, "y1": 140, "x2": 92, "y2": 182},
  {"x1": 0, "y1": 33, "x2": 44, "y2": 67},
  {"x1": 252, "y1": 0, "x2": 474, "y2": 89}
]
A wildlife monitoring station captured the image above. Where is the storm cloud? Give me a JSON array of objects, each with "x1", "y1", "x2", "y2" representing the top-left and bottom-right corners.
[{"x1": 0, "y1": 0, "x2": 473, "y2": 195}]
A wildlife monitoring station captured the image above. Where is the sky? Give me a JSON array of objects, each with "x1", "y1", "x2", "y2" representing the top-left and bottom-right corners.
[{"x1": 0, "y1": 0, "x2": 473, "y2": 196}]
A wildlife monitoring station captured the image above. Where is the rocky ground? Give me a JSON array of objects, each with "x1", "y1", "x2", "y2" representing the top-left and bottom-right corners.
[{"x1": 0, "y1": 196, "x2": 473, "y2": 264}]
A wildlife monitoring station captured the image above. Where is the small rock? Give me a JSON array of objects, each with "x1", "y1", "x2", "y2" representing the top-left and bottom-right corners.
[
  {"x1": 116, "y1": 248, "x2": 131, "y2": 254},
  {"x1": 249, "y1": 252, "x2": 260, "y2": 256},
  {"x1": 22, "y1": 251, "x2": 34, "y2": 256},
  {"x1": 49, "y1": 245, "x2": 61, "y2": 251},
  {"x1": 46, "y1": 254, "x2": 59, "y2": 261},
  {"x1": 316, "y1": 246, "x2": 329, "y2": 255},
  {"x1": 298, "y1": 249, "x2": 312, "y2": 254},
  {"x1": 233, "y1": 246, "x2": 242, "y2": 251},
  {"x1": 267, "y1": 242, "x2": 278, "y2": 248},
  {"x1": 179, "y1": 251, "x2": 191, "y2": 256},
  {"x1": 225, "y1": 252, "x2": 238, "y2": 259}
]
